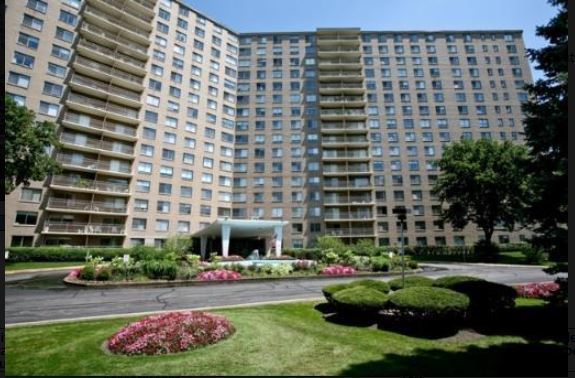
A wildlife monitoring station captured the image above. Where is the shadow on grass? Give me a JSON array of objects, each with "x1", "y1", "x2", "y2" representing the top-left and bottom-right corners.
[
  {"x1": 338, "y1": 341, "x2": 565, "y2": 376},
  {"x1": 323, "y1": 312, "x2": 378, "y2": 328},
  {"x1": 376, "y1": 316, "x2": 461, "y2": 339},
  {"x1": 314, "y1": 302, "x2": 336, "y2": 315}
]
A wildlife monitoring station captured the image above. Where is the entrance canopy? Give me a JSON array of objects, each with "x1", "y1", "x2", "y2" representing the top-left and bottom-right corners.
[{"x1": 191, "y1": 218, "x2": 289, "y2": 258}]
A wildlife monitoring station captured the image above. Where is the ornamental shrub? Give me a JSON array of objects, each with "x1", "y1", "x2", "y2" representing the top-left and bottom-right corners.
[
  {"x1": 320, "y1": 265, "x2": 356, "y2": 276},
  {"x1": 322, "y1": 283, "x2": 350, "y2": 303},
  {"x1": 96, "y1": 268, "x2": 111, "y2": 281},
  {"x1": 80, "y1": 265, "x2": 96, "y2": 281},
  {"x1": 293, "y1": 259, "x2": 314, "y2": 271},
  {"x1": 388, "y1": 276, "x2": 434, "y2": 291},
  {"x1": 197, "y1": 269, "x2": 241, "y2": 281},
  {"x1": 332, "y1": 287, "x2": 388, "y2": 314},
  {"x1": 348, "y1": 279, "x2": 390, "y2": 294},
  {"x1": 442, "y1": 280, "x2": 517, "y2": 319},
  {"x1": 141, "y1": 259, "x2": 178, "y2": 281},
  {"x1": 432, "y1": 275, "x2": 485, "y2": 289},
  {"x1": 107, "y1": 311, "x2": 235, "y2": 355},
  {"x1": 369, "y1": 256, "x2": 390, "y2": 272},
  {"x1": 269, "y1": 264, "x2": 293, "y2": 277},
  {"x1": 515, "y1": 282, "x2": 560, "y2": 299},
  {"x1": 385, "y1": 286, "x2": 469, "y2": 323}
]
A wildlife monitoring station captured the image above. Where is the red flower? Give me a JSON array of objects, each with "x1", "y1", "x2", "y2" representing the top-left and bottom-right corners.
[
  {"x1": 197, "y1": 269, "x2": 241, "y2": 281},
  {"x1": 320, "y1": 265, "x2": 356, "y2": 276}
]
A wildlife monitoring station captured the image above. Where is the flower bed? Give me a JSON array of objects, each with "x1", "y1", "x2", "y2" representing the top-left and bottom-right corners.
[
  {"x1": 107, "y1": 311, "x2": 234, "y2": 355},
  {"x1": 320, "y1": 265, "x2": 355, "y2": 276},
  {"x1": 219, "y1": 255, "x2": 244, "y2": 262},
  {"x1": 65, "y1": 268, "x2": 82, "y2": 281},
  {"x1": 515, "y1": 281, "x2": 560, "y2": 299},
  {"x1": 197, "y1": 269, "x2": 241, "y2": 281}
]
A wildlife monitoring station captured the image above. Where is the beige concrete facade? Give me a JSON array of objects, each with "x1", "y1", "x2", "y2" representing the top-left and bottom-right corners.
[{"x1": 5, "y1": 0, "x2": 533, "y2": 249}]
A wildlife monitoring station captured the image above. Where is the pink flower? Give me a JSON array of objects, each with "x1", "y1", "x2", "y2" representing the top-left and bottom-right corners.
[
  {"x1": 66, "y1": 268, "x2": 82, "y2": 280},
  {"x1": 107, "y1": 311, "x2": 235, "y2": 355},
  {"x1": 197, "y1": 269, "x2": 241, "y2": 281},
  {"x1": 515, "y1": 282, "x2": 559, "y2": 298},
  {"x1": 320, "y1": 265, "x2": 356, "y2": 276}
]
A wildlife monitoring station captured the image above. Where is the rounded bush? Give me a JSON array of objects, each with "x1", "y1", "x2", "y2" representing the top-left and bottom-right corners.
[
  {"x1": 107, "y1": 311, "x2": 235, "y2": 355},
  {"x1": 141, "y1": 260, "x2": 178, "y2": 280},
  {"x1": 442, "y1": 280, "x2": 517, "y2": 318},
  {"x1": 386, "y1": 286, "x2": 469, "y2": 321},
  {"x1": 369, "y1": 257, "x2": 390, "y2": 272},
  {"x1": 322, "y1": 283, "x2": 349, "y2": 303},
  {"x1": 432, "y1": 275, "x2": 485, "y2": 289},
  {"x1": 80, "y1": 265, "x2": 95, "y2": 281},
  {"x1": 348, "y1": 279, "x2": 390, "y2": 294},
  {"x1": 388, "y1": 276, "x2": 434, "y2": 291},
  {"x1": 332, "y1": 286, "x2": 388, "y2": 314}
]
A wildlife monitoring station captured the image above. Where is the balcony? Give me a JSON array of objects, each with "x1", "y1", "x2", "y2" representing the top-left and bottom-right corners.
[
  {"x1": 50, "y1": 175, "x2": 130, "y2": 196},
  {"x1": 77, "y1": 39, "x2": 147, "y2": 75},
  {"x1": 319, "y1": 83, "x2": 364, "y2": 94},
  {"x1": 323, "y1": 165, "x2": 372, "y2": 175},
  {"x1": 60, "y1": 133, "x2": 134, "y2": 158},
  {"x1": 322, "y1": 150, "x2": 370, "y2": 160},
  {"x1": 62, "y1": 112, "x2": 137, "y2": 142},
  {"x1": 73, "y1": 56, "x2": 144, "y2": 92},
  {"x1": 325, "y1": 228, "x2": 376, "y2": 237},
  {"x1": 318, "y1": 58, "x2": 362, "y2": 70},
  {"x1": 80, "y1": 22, "x2": 148, "y2": 60},
  {"x1": 325, "y1": 212, "x2": 375, "y2": 221},
  {"x1": 46, "y1": 198, "x2": 128, "y2": 215},
  {"x1": 319, "y1": 96, "x2": 366, "y2": 107},
  {"x1": 317, "y1": 35, "x2": 360, "y2": 46},
  {"x1": 83, "y1": 5, "x2": 150, "y2": 45},
  {"x1": 42, "y1": 222, "x2": 126, "y2": 235},
  {"x1": 317, "y1": 47, "x2": 361, "y2": 57},
  {"x1": 88, "y1": 0, "x2": 155, "y2": 28},
  {"x1": 321, "y1": 122, "x2": 367, "y2": 133},
  {"x1": 66, "y1": 93, "x2": 140, "y2": 124},
  {"x1": 322, "y1": 136, "x2": 369, "y2": 146},
  {"x1": 69, "y1": 74, "x2": 141, "y2": 108},
  {"x1": 324, "y1": 195, "x2": 374, "y2": 205},
  {"x1": 320, "y1": 109, "x2": 367, "y2": 120},
  {"x1": 57, "y1": 153, "x2": 132, "y2": 177},
  {"x1": 318, "y1": 71, "x2": 363, "y2": 81}
]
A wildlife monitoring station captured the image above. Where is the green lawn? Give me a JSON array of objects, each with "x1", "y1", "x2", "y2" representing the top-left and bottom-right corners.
[
  {"x1": 5, "y1": 261, "x2": 84, "y2": 271},
  {"x1": 6, "y1": 298, "x2": 565, "y2": 376}
]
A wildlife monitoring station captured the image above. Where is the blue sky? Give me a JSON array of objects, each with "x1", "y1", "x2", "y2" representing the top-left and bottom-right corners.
[{"x1": 185, "y1": 0, "x2": 558, "y2": 80}]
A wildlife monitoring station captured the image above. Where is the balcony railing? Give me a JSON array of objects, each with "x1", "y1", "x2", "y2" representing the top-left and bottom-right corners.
[
  {"x1": 318, "y1": 47, "x2": 360, "y2": 53},
  {"x1": 324, "y1": 165, "x2": 371, "y2": 173},
  {"x1": 324, "y1": 180, "x2": 372, "y2": 188},
  {"x1": 318, "y1": 59, "x2": 361, "y2": 65},
  {"x1": 95, "y1": 0, "x2": 155, "y2": 23},
  {"x1": 84, "y1": 5, "x2": 149, "y2": 38},
  {"x1": 324, "y1": 196, "x2": 373, "y2": 204},
  {"x1": 325, "y1": 228, "x2": 376, "y2": 236},
  {"x1": 132, "y1": 0, "x2": 156, "y2": 10},
  {"x1": 42, "y1": 222, "x2": 126, "y2": 235},
  {"x1": 78, "y1": 40, "x2": 146, "y2": 70},
  {"x1": 325, "y1": 212, "x2": 375, "y2": 220},
  {"x1": 321, "y1": 109, "x2": 366, "y2": 116},
  {"x1": 322, "y1": 151, "x2": 369, "y2": 159},
  {"x1": 47, "y1": 198, "x2": 128, "y2": 214},
  {"x1": 60, "y1": 133, "x2": 134, "y2": 155},
  {"x1": 57, "y1": 154, "x2": 132, "y2": 174},
  {"x1": 320, "y1": 83, "x2": 364, "y2": 90},
  {"x1": 323, "y1": 137, "x2": 369, "y2": 144},
  {"x1": 320, "y1": 96, "x2": 365, "y2": 103},
  {"x1": 66, "y1": 93, "x2": 139, "y2": 120},
  {"x1": 51, "y1": 175, "x2": 130, "y2": 194},
  {"x1": 63, "y1": 112, "x2": 137, "y2": 138},
  {"x1": 74, "y1": 56, "x2": 144, "y2": 86},
  {"x1": 319, "y1": 71, "x2": 363, "y2": 77},
  {"x1": 70, "y1": 74, "x2": 140, "y2": 101},
  {"x1": 80, "y1": 22, "x2": 147, "y2": 54},
  {"x1": 321, "y1": 122, "x2": 367, "y2": 131}
]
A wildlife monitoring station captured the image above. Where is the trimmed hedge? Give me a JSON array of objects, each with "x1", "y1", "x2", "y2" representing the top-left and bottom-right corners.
[
  {"x1": 348, "y1": 279, "x2": 390, "y2": 294},
  {"x1": 385, "y1": 286, "x2": 469, "y2": 321},
  {"x1": 322, "y1": 283, "x2": 350, "y2": 303},
  {"x1": 332, "y1": 287, "x2": 389, "y2": 314},
  {"x1": 388, "y1": 276, "x2": 435, "y2": 291},
  {"x1": 141, "y1": 260, "x2": 179, "y2": 281},
  {"x1": 282, "y1": 248, "x2": 322, "y2": 261},
  {"x1": 6, "y1": 246, "x2": 165, "y2": 262},
  {"x1": 440, "y1": 280, "x2": 517, "y2": 318},
  {"x1": 432, "y1": 276, "x2": 485, "y2": 289}
]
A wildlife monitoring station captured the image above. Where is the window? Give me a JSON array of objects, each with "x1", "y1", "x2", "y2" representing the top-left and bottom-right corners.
[
  {"x1": 8, "y1": 72, "x2": 30, "y2": 88},
  {"x1": 155, "y1": 220, "x2": 169, "y2": 232},
  {"x1": 14, "y1": 211, "x2": 38, "y2": 226},
  {"x1": 132, "y1": 218, "x2": 147, "y2": 231},
  {"x1": 20, "y1": 188, "x2": 42, "y2": 202},
  {"x1": 39, "y1": 101, "x2": 59, "y2": 117},
  {"x1": 59, "y1": 10, "x2": 77, "y2": 26},
  {"x1": 12, "y1": 52, "x2": 35, "y2": 68},
  {"x1": 27, "y1": 0, "x2": 48, "y2": 12},
  {"x1": 55, "y1": 27, "x2": 74, "y2": 43},
  {"x1": 18, "y1": 33, "x2": 39, "y2": 49},
  {"x1": 23, "y1": 14, "x2": 44, "y2": 31},
  {"x1": 51, "y1": 45, "x2": 71, "y2": 60}
]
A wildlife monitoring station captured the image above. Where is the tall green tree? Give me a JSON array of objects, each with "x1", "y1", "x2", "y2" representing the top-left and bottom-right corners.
[
  {"x1": 433, "y1": 139, "x2": 530, "y2": 246},
  {"x1": 4, "y1": 96, "x2": 61, "y2": 194},
  {"x1": 521, "y1": 0, "x2": 567, "y2": 261}
]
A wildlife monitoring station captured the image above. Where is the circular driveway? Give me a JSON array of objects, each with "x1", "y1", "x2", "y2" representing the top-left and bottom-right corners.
[{"x1": 5, "y1": 263, "x2": 558, "y2": 325}]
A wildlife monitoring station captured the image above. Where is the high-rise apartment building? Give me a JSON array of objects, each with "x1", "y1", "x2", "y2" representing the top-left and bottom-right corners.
[{"x1": 5, "y1": 0, "x2": 533, "y2": 249}]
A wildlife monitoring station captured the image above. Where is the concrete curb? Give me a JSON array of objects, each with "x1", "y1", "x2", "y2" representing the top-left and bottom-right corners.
[
  {"x1": 5, "y1": 266, "x2": 83, "y2": 275},
  {"x1": 5, "y1": 297, "x2": 325, "y2": 328},
  {"x1": 418, "y1": 261, "x2": 547, "y2": 268},
  {"x1": 63, "y1": 268, "x2": 426, "y2": 289}
]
